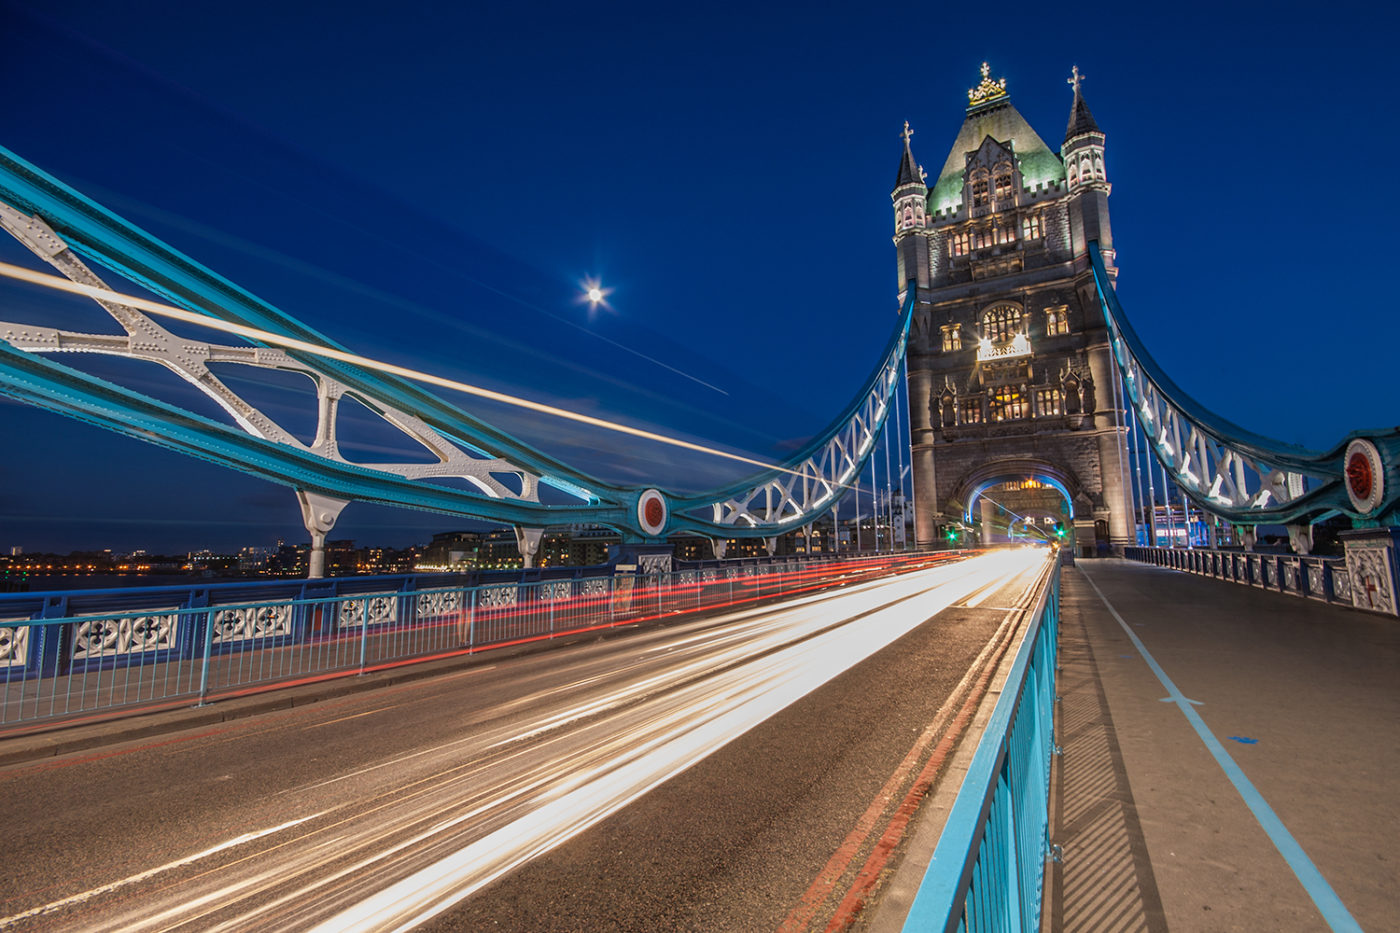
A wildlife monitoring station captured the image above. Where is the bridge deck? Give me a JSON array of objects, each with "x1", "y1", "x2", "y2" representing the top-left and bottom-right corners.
[{"x1": 1048, "y1": 558, "x2": 1397, "y2": 933}]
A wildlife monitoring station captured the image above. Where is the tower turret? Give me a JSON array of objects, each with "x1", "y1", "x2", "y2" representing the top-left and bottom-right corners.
[
  {"x1": 891, "y1": 121, "x2": 929, "y2": 294},
  {"x1": 1061, "y1": 66, "x2": 1113, "y2": 270}
]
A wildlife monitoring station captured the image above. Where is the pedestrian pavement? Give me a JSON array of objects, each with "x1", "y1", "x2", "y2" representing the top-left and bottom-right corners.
[{"x1": 1046, "y1": 559, "x2": 1398, "y2": 933}]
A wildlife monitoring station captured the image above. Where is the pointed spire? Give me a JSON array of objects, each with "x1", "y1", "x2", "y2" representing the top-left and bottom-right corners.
[
  {"x1": 1065, "y1": 65, "x2": 1101, "y2": 141},
  {"x1": 894, "y1": 120, "x2": 923, "y2": 188}
]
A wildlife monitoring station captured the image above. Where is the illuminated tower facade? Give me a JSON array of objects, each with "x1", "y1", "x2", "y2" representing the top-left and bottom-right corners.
[{"x1": 895, "y1": 64, "x2": 1132, "y2": 554}]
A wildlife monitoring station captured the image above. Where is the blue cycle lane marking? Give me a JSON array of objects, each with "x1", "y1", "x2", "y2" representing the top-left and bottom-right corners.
[{"x1": 1080, "y1": 568, "x2": 1363, "y2": 933}]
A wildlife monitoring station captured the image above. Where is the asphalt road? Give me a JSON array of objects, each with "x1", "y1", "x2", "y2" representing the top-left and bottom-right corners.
[{"x1": 0, "y1": 549, "x2": 1047, "y2": 932}]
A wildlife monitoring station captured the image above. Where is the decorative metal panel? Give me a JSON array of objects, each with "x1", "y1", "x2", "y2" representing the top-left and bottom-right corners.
[
  {"x1": 415, "y1": 589, "x2": 464, "y2": 619},
  {"x1": 479, "y1": 586, "x2": 518, "y2": 609},
  {"x1": 338, "y1": 594, "x2": 397, "y2": 628},
  {"x1": 72, "y1": 610, "x2": 177, "y2": 660},
  {"x1": 638, "y1": 554, "x2": 672, "y2": 576},
  {"x1": 211, "y1": 604, "x2": 292, "y2": 643},
  {"x1": 1344, "y1": 543, "x2": 1396, "y2": 614},
  {"x1": 541, "y1": 582, "x2": 572, "y2": 603},
  {"x1": 0, "y1": 621, "x2": 29, "y2": 668}
]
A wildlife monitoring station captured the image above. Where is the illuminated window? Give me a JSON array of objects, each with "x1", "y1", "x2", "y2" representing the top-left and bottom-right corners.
[
  {"x1": 970, "y1": 170, "x2": 989, "y2": 208},
  {"x1": 902, "y1": 205, "x2": 914, "y2": 228},
  {"x1": 1044, "y1": 305, "x2": 1069, "y2": 336},
  {"x1": 959, "y1": 397, "x2": 984, "y2": 424},
  {"x1": 1035, "y1": 387, "x2": 1063, "y2": 416},
  {"x1": 982, "y1": 305, "x2": 1023, "y2": 344},
  {"x1": 949, "y1": 231, "x2": 970, "y2": 257},
  {"x1": 994, "y1": 169, "x2": 1014, "y2": 202},
  {"x1": 1022, "y1": 214, "x2": 1042, "y2": 240},
  {"x1": 1068, "y1": 162, "x2": 1079, "y2": 186},
  {"x1": 989, "y1": 387, "x2": 1027, "y2": 421},
  {"x1": 1093, "y1": 153, "x2": 1105, "y2": 179},
  {"x1": 994, "y1": 222, "x2": 1016, "y2": 245},
  {"x1": 941, "y1": 325, "x2": 962, "y2": 352}
]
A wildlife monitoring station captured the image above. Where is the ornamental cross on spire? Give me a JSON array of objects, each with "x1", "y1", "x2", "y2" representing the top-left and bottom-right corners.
[
  {"x1": 1068, "y1": 65, "x2": 1085, "y2": 95},
  {"x1": 901, "y1": 120, "x2": 913, "y2": 146}
]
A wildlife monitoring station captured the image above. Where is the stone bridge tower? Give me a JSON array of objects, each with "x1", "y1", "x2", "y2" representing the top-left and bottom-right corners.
[{"x1": 895, "y1": 64, "x2": 1131, "y2": 555}]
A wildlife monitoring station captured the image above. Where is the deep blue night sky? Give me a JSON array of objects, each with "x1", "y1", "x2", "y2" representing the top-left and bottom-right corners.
[{"x1": 1, "y1": 1, "x2": 1394, "y2": 554}]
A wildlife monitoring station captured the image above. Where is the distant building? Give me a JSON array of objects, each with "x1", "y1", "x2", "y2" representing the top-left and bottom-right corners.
[{"x1": 895, "y1": 64, "x2": 1131, "y2": 554}]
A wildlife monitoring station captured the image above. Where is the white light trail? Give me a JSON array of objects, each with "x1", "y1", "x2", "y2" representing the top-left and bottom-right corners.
[
  {"x1": 0, "y1": 813, "x2": 323, "y2": 927},
  {"x1": 0, "y1": 260, "x2": 806, "y2": 477},
  {"x1": 312, "y1": 551, "x2": 1043, "y2": 932}
]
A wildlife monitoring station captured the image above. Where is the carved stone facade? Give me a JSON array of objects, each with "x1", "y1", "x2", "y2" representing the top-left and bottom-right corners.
[{"x1": 894, "y1": 64, "x2": 1131, "y2": 552}]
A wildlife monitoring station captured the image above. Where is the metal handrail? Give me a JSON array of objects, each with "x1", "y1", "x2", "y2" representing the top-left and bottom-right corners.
[
  {"x1": 902, "y1": 555, "x2": 1060, "y2": 931},
  {"x1": 0, "y1": 551, "x2": 963, "y2": 729}
]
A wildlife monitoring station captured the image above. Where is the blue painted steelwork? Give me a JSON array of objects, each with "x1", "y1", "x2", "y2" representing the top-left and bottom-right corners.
[
  {"x1": 0, "y1": 145, "x2": 914, "y2": 541},
  {"x1": 1088, "y1": 242, "x2": 1400, "y2": 528},
  {"x1": 902, "y1": 556, "x2": 1059, "y2": 933},
  {"x1": 0, "y1": 551, "x2": 958, "y2": 727}
]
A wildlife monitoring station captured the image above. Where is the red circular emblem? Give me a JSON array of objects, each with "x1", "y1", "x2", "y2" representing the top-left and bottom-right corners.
[
  {"x1": 1346, "y1": 450, "x2": 1373, "y2": 500},
  {"x1": 637, "y1": 489, "x2": 667, "y2": 535}
]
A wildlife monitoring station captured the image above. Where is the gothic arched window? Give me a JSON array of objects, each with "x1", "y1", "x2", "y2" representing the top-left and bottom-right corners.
[
  {"x1": 993, "y1": 163, "x2": 1014, "y2": 203},
  {"x1": 982, "y1": 305, "x2": 1023, "y2": 344},
  {"x1": 990, "y1": 387, "x2": 1027, "y2": 421},
  {"x1": 970, "y1": 169, "x2": 990, "y2": 208}
]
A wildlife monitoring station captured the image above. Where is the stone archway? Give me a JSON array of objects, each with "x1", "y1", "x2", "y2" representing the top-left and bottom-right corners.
[{"x1": 950, "y1": 458, "x2": 1089, "y2": 546}]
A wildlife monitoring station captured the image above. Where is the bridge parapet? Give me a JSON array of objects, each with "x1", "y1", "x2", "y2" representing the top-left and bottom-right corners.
[
  {"x1": 900, "y1": 553, "x2": 1060, "y2": 931},
  {"x1": 0, "y1": 550, "x2": 959, "y2": 731},
  {"x1": 1124, "y1": 529, "x2": 1400, "y2": 617}
]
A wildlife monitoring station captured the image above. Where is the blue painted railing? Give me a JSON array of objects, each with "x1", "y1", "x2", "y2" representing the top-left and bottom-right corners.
[
  {"x1": 902, "y1": 557, "x2": 1060, "y2": 932},
  {"x1": 0, "y1": 550, "x2": 962, "y2": 730},
  {"x1": 1123, "y1": 545, "x2": 1385, "y2": 613}
]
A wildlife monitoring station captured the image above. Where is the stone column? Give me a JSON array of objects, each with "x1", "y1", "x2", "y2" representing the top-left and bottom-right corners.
[
  {"x1": 980, "y1": 497, "x2": 996, "y2": 546},
  {"x1": 1087, "y1": 340, "x2": 1132, "y2": 553},
  {"x1": 907, "y1": 365, "x2": 938, "y2": 547}
]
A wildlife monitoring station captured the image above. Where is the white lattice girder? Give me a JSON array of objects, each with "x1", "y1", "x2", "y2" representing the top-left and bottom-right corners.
[
  {"x1": 0, "y1": 202, "x2": 561, "y2": 507},
  {"x1": 1116, "y1": 335, "x2": 1316, "y2": 514},
  {"x1": 707, "y1": 334, "x2": 903, "y2": 528}
]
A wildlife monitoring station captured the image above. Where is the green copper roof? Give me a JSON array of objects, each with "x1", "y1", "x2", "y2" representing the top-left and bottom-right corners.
[{"x1": 927, "y1": 98, "x2": 1066, "y2": 213}]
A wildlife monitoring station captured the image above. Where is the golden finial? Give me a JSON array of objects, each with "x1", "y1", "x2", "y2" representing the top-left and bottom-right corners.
[{"x1": 968, "y1": 62, "x2": 1008, "y2": 106}]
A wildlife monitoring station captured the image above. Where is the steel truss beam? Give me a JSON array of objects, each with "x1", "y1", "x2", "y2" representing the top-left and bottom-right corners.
[
  {"x1": 1089, "y1": 242, "x2": 1398, "y2": 529},
  {"x1": 0, "y1": 146, "x2": 911, "y2": 542}
]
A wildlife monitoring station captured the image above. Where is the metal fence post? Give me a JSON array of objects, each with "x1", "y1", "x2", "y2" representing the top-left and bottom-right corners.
[
  {"x1": 196, "y1": 608, "x2": 216, "y2": 706},
  {"x1": 467, "y1": 588, "x2": 477, "y2": 651},
  {"x1": 358, "y1": 596, "x2": 370, "y2": 673}
]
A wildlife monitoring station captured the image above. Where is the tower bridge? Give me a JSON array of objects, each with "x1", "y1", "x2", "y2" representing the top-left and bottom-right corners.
[
  {"x1": 0, "y1": 62, "x2": 1396, "y2": 933},
  {"x1": 896, "y1": 63, "x2": 1128, "y2": 555}
]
